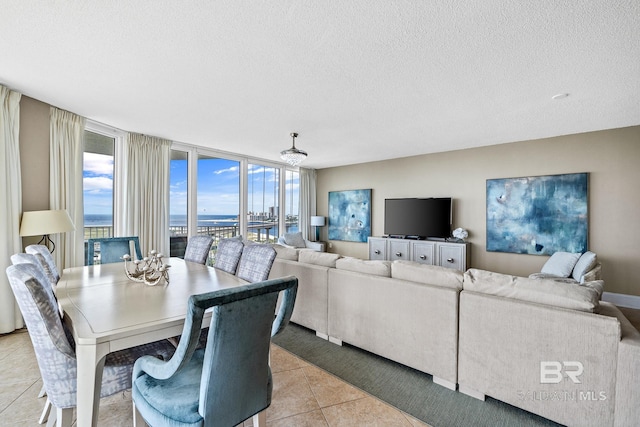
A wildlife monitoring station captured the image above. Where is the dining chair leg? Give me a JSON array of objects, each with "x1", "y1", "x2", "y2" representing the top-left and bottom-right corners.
[
  {"x1": 252, "y1": 410, "x2": 266, "y2": 427},
  {"x1": 45, "y1": 407, "x2": 73, "y2": 427},
  {"x1": 133, "y1": 402, "x2": 147, "y2": 427},
  {"x1": 38, "y1": 384, "x2": 47, "y2": 398},
  {"x1": 38, "y1": 397, "x2": 52, "y2": 424}
]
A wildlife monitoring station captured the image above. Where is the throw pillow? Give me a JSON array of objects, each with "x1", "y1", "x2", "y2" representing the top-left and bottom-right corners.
[
  {"x1": 283, "y1": 232, "x2": 306, "y2": 248},
  {"x1": 335, "y1": 257, "x2": 391, "y2": 277},
  {"x1": 391, "y1": 260, "x2": 463, "y2": 290},
  {"x1": 298, "y1": 250, "x2": 341, "y2": 268},
  {"x1": 272, "y1": 244, "x2": 299, "y2": 261},
  {"x1": 572, "y1": 251, "x2": 598, "y2": 282},
  {"x1": 540, "y1": 252, "x2": 581, "y2": 278}
]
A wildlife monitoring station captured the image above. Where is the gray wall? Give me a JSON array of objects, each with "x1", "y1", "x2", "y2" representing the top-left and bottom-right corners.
[{"x1": 317, "y1": 126, "x2": 640, "y2": 296}]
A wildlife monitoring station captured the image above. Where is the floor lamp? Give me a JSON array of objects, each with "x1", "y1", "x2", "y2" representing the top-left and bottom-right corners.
[
  {"x1": 19, "y1": 210, "x2": 76, "y2": 253},
  {"x1": 310, "y1": 216, "x2": 325, "y2": 242}
]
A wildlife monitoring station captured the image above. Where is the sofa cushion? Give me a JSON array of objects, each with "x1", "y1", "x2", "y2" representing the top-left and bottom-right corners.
[
  {"x1": 572, "y1": 251, "x2": 598, "y2": 282},
  {"x1": 335, "y1": 257, "x2": 391, "y2": 277},
  {"x1": 272, "y1": 244, "x2": 299, "y2": 261},
  {"x1": 391, "y1": 261, "x2": 463, "y2": 290},
  {"x1": 283, "y1": 232, "x2": 306, "y2": 248},
  {"x1": 463, "y1": 268, "x2": 603, "y2": 312},
  {"x1": 298, "y1": 250, "x2": 341, "y2": 268},
  {"x1": 541, "y1": 251, "x2": 581, "y2": 278}
]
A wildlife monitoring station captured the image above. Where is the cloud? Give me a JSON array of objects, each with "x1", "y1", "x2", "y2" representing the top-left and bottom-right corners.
[
  {"x1": 84, "y1": 153, "x2": 113, "y2": 175},
  {"x1": 214, "y1": 166, "x2": 239, "y2": 175},
  {"x1": 84, "y1": 176, "x2": 113, "y2": 192}
]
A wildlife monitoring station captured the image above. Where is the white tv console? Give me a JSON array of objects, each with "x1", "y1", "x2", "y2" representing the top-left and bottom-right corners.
[{"x1": 368, "y1": 236, "x2": 470, "y2": 272}]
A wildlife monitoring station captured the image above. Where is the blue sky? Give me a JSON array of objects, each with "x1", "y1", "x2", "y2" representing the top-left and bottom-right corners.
[{"x1": 84, "y1": 155, "x2": 299, "y2": 218}]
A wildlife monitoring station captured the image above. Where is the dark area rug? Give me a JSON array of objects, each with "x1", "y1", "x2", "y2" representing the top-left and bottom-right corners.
[{"x1": 273, "y1": 323, "x2": 563, "y2": 427}]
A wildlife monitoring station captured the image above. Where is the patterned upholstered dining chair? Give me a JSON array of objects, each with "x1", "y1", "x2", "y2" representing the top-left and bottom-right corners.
[
  {"x1": 132, "y1": 276, "x2": 298, "y2": 427},
  {"x1": 236, "y1": 244, "x2": 277, "y2": 283},
  {"x1": 25, "y1": 244, "x2": 60, "y2": 286},
  {"x1": 183, "y1": 235, "x2": 214, "y2": 264},
  {"x1": 212, "y1": 237, "x2": 244, "y2": 273},
  {"x1": 5, "y1": 262, "x2": 176, "y2": 427}
]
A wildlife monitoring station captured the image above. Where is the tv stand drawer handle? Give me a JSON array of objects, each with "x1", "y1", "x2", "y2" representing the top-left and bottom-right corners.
[
  {"x1": 374, "y1": 250, "x2": 381, "y2": 255},
  {"x1": 447, "y1": 258, "x2": 455, "y2": 263},
  {"x1": 395, "y1": 252, "x2": 402, "y2": 257},
  {"x1": 420, "y1": 255, "x2": 427, "y2": 260}
]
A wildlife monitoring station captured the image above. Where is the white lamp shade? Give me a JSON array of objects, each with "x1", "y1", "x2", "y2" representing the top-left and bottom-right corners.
[
  {"x1": 310, "y1": 216, "x2": 326, "y2": 227},
  {"x1": 20, "y1": 210, "x2": 76, "y2": 237}
]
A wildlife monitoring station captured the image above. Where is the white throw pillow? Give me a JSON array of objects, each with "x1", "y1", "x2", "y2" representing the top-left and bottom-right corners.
[
  {"x1": 540, "y1": 252, "x2": 581, "y2": 278},
  {"x1": 336, "y1": 257, "x2": 392, "y2": 277},
  {"x1": 572, "y1": 251, "x2": 598, "y2": 282},
  {"x1": 283, "y1": 232, "x2": 306, "y2": 248},
  {"x1": 298, "y1": 250, "x2": 341, "y2": 268}
]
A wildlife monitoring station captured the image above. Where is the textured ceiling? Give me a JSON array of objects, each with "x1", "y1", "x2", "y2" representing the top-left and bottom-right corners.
[{"x1": 2, "y1": 1, "x2": 639, "y2": 168}]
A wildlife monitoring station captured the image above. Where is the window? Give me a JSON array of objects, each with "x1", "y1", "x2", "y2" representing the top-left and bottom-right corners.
[
  {"x1": 83, "y1": 130, "x2": 115, "y2": 240},
  {"x1": 247, "y1": 163, "x2": 279, "y2": 244},
  {"x1": 169, "y1": 149, "x2": 188, "y2": 257},
  {"x1": 284, "y1": 170, "x2": 300, "y2": 233},
  {"x1": 195, "y1": 154, "x2": 241, "y2": 264}
]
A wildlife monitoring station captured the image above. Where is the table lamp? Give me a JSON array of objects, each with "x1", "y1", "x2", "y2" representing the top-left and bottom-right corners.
[
  {"x1": 310, "y1": 216, "x2": 326, "y2": 242},
  {"x1": 20, "y1": 210, "x2": 76, "y2": 253}
]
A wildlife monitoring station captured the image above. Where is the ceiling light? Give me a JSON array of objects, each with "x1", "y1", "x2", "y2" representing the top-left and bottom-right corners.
[
  {"x1": 552, "y1": 93, "x2": 570, "y2": 100},
  {"x1": 280, "y1": 132, "x2": 307, "y2": 166}
]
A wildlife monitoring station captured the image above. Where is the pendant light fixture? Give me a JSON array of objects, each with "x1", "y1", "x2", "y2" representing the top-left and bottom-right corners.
[{"x1": 280, "y1": 132, "x2": 307, "y2": 166}]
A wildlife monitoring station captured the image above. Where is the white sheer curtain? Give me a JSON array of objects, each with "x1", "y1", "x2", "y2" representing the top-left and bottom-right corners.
[
  {"x1": 115, "y1": 133, "x2": 171, "y2": 256},
  {"x1": 50, "y1": 108, "x2": 85, "y2": 269},
  {"x1": 0, "y1": 86, "x2": 24, "y2": 333},
  {"x1": 299, "y1": 168, "x2": 317, "y2": 240}
]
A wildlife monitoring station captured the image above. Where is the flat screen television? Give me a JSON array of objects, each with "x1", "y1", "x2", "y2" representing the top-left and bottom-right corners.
[{"x1": 384, "y1": 198, "x2": 452, "y2": 239}]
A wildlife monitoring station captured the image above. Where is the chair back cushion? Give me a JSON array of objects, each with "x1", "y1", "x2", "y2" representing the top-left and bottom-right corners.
[
  {"x1": 213, "y1": 238, "x2": 245, "y2": 274},
  {"x1": 131, "y1": 277, "x2": 298, "y2": 427},
  {"x1": 6, "y1": 263, "x2": 78, "y2": 408},
  {"x1": 183, "y1": 235, "x2": 214, "y2": 264},
  {"x1": 86, "y1": 237, "x2": 143, "y2": 265},
  {"x1": 236, "y1": 245, "x2": 277, "y2": 282},
  {"x1": 25, "y1": 244, "x2": 60, "y2": 284}
]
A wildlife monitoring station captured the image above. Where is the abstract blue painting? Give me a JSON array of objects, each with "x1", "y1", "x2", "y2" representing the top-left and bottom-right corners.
[
  {"x1": 486, "y1": 173, "x2": 588, "y2": 255},
  {"x1": 328, "y1": 189, "x2": 372, "y2": 242}
]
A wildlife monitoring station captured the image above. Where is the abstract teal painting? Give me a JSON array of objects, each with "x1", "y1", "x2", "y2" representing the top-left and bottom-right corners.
[
  {"x1": 486, "y1": 173, "x2": 588, "y2": 255},
  {"x1": 328, "y1": 189, "x2": 371, "y2": 242}
]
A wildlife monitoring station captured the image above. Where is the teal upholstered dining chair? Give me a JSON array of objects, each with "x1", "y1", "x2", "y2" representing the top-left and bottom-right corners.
[
  {"x1": 6, "y1": 262, "x2": 176, "y2": 427},
  {"x1": 132, "y1": 275, "x2": 298, "y2": 427},
  {"x1": 183, "y1": 235, "x2": 215, "y2": 265},
  {"x1": 86, "y1": 236, "x2": 143, "y2": 265}
]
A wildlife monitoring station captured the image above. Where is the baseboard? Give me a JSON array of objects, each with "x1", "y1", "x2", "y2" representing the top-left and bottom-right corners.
[
  {"x1": 315, "y1": 331, "x2": 329, "y2": 340},
  {"x1": 602, "y1": 292, "x2": 640, "y2": 309}
]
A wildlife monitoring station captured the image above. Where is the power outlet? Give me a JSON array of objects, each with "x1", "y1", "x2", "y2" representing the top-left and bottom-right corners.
[{"x1": 328, "y1": 242, "x2": 333, "y2": 249}]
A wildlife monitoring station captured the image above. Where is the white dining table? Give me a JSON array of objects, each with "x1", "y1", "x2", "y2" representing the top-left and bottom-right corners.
[{"x1": 56, "y1": 257, "x2": 249, "y2": 427}]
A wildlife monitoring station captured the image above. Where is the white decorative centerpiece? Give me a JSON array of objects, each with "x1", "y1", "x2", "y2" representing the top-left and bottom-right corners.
[
  {"x1": 452, "y1": 227, "x2": 469, "y2": 242},
  {"x1": 122, "y1": 250, "x2": 171, "y2": 286}
]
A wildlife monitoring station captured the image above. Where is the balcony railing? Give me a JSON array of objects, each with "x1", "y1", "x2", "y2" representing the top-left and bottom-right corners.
[{"x1": 84, "y1": 220, "x2": 298, "y2": 264}]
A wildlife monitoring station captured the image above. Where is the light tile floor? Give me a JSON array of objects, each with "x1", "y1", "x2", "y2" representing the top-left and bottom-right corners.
[{"x1": 0, "y1": 328, "x2": 430, "y2": 426}]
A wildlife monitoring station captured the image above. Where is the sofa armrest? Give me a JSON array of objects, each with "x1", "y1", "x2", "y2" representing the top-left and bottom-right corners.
[
  {"x1": 612, "y1": 303, "x2": 640, "y2": 426},
  {"x1": 304, "y1": 240, "x2": 325, "y2": 252}
]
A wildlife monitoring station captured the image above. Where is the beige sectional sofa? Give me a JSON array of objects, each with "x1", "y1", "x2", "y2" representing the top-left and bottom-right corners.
[
  {"x1": 328, "y1": 259, "x2": 462, "y2": 389},
  {"x1": 269, "y1": 244, "x2": 639, "y2": 426},
  {"x1": 458, "y1": 268, "x2": 640, "y2": 427}
]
